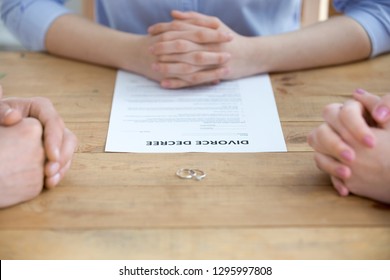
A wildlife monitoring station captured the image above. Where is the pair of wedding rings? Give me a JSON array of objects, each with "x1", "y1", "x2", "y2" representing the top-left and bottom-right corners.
[{"x1": 176, "y1": 168, "x2": 207, "y2": 181}]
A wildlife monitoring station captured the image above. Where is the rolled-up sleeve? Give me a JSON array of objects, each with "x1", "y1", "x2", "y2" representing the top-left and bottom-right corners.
[
  {"x1": 334, "y1": 0, "x2": 390, "y2": 57},
  {"x1": 1, "y1": 0, "x2": 71, "y2": 51}
]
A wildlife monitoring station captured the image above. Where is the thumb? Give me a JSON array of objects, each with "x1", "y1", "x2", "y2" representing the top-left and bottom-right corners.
[
  {"x1": 0, "y1": 101, "x2": 23, "y2": 126},
  {"x1": 0, "y1": 86, "x2": 20, "y2": 125}
]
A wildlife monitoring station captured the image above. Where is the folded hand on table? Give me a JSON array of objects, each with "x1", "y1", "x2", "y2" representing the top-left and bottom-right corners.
[
  {"x1": 148, "y1": 10, "x2": 256, "y2": 88},
  {"x1": 0, "y1": 86, "x2": 77, "y2": 207},
  {"x1": 308, "y1": 90, "x2": 390, "y2": 203}
]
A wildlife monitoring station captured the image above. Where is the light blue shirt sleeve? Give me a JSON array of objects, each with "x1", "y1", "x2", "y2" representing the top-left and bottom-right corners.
[
  {"x1": 334, "y1": 0, "x2": 390, "y2": 57},
  {"x1": 1, "y1": 0, "x2": 72, "y2": 51}
]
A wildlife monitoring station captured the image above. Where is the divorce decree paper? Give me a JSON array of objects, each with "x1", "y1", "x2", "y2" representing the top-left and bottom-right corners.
[{"x1": 105, "y1": 71, "x2": 286, "y2": 153}]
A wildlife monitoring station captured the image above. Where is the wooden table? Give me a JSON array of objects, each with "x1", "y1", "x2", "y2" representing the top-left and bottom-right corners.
[{"x1": 0, "y1": 52, "x2": 389, "y2": 260}]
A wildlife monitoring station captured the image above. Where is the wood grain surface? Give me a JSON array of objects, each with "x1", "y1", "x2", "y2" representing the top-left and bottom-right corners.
[{"x1": 0, "y1": 52, "x2": 389, "y2": 259}]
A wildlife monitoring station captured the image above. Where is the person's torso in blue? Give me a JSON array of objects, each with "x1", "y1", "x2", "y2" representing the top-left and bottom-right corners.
[{"x1": 95, "y1": 0, "x2": 302, "y2": 36}]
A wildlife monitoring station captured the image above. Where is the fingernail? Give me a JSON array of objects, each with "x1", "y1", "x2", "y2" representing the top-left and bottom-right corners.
[
  {"x1": 336, "y1": 166, "x2": 350, "y2": 179},
  {"x1": 374, "y1": 105, "x2": 390, "y2": 121},
  {"x1": 53, "y1": 148, "x2": 60, "y2": 161},
  {"x1": 333, "y1": 180, "x2": 349, "y2": 196},
  {"x1": 339, "y1": 186, "x2": 349, "y2": 197},
  {"x1": 363, "y1": 134, "x2": 375, "y2": 147},
  {"x1": 148, "y1": 46, "x2": 155, "y2": 54},
  {"x1": 341, "y1": 150, "x2": 354, "y2": 162},
  {"x1": 1, "y1": 108, "x2": 13, "y2": 123},
  {"x1": 51, "y1": 173, "x2": 61, "y2": 187},
  {"x1": 355, "y1": 88, "x2": 367, "y2": 95},
  {"x1": 4, "y1": 108, "x2": 13, "y2": 116},
  {"x1": 48, "y1": 162, "x2": 60, "y2": 177}
]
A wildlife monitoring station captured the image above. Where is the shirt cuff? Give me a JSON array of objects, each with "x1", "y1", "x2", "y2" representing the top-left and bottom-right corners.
[{"x1": 344, "y1": 9, "x2": 390, "y2": 57}]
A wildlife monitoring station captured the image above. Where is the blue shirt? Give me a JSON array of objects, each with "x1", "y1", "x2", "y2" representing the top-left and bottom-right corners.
[{"x1": 1, "y1": 0, "x2": 390, "y2": 57}]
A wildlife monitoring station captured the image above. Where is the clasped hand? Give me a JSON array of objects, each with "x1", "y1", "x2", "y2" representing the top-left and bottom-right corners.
[
  {"x1": 308, "y1": 90, "x2": 390, "y2": 203},
  {"x1": 147, "y1": 10, "x2": 252, "y2": 89},
  {"x1": 0, "y1": 86, "x2": 77, "y2": 207}
]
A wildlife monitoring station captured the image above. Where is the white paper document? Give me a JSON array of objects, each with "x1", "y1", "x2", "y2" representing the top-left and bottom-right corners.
[{"x1": 105, "y1": 71, "x2": 287, "y2": 153}]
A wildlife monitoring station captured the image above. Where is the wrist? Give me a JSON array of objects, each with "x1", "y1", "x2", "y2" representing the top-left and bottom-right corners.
[
  {"x1": 115, "y1": 34, "x2": 144, "y2": 72},
  {"x1": 225, "y1": 36, "x2": 269, "y2": 79},
  {"x1": 116, "y1": 34, "x2": 161, "y2": 81},
  {"x1": 246, "y1": 36, "x2": 271, "y2": 74}
]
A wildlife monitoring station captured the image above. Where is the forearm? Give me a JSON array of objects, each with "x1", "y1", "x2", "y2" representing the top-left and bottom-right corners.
[
  {"x1": 251, "y1": 16, "x2": 371, "y2": 73},
  {"x1": 45, "y1": 14, "x2": 148, "y2": 74}
]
